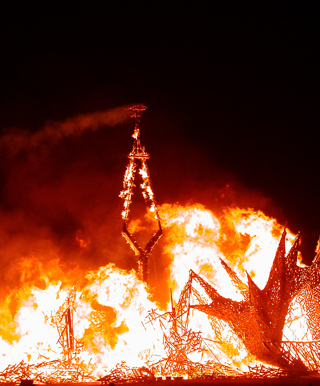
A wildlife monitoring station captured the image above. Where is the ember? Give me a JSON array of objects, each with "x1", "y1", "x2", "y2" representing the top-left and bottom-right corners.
[{"x1": 0, "y1": 105, "x2": 320, "y2": 383}]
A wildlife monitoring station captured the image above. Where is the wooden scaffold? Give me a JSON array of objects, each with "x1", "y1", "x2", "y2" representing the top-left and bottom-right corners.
[{"x1": 119, "y1": 104, "x2": 162, "y2": 284}]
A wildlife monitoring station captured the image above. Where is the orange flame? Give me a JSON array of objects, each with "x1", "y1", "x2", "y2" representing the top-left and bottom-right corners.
[{"x1": 0, "y1": 203, "x2": 306, "y2": 379}]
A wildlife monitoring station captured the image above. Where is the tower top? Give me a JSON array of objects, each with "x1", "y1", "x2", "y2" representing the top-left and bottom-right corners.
[
  {"x1": 124, "y1": 104, "x2": 148, "y2": 141},
  {"x1": 124, "y1": 104, "x2": 148, "y2": 119},
  {"x1": 124, "y1": 104, "x2": 149, "y2": 159}
]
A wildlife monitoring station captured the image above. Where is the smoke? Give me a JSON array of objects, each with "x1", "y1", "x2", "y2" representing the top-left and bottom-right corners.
[{"x1": 0, "y1": 106, "x2": 129, "y2": 155}]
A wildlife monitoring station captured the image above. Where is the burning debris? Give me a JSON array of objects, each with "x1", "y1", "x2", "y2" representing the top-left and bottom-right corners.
[
  {"x1": 144, "y1": 286, "x2": 240, "y2": 379},
  {"x1": 0, "y1": 288, "x2": 94, "y2": 383},
  {"x1": 98, "y1": 362, "x2": 155, "y2": 384},
  {"x1": 0, "y1": 356, "x2": 95, "y2": 384}
]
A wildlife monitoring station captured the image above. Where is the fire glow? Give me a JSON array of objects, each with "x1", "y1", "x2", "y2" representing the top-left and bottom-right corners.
[{"x1": 0, "y1": 106, "x2": 319, "y2": 382}]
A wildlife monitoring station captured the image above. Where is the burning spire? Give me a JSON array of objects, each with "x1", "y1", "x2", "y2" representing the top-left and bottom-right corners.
[{"x1": 119, "y1": 104, "x2": 162, "y2": 283}]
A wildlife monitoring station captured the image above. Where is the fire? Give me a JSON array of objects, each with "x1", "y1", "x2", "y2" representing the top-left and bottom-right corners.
[
  {"x1": 0, "y1": 202, "x2": 307, "y2": 381},
  {"x1": 0, "y1": 106, "x2": 318, "y2": 381},
  {"x1": 160, "y1": 204, "x2": 295, "y2": 301}
]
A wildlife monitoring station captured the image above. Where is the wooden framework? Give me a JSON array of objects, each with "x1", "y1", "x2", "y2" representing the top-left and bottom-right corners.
[
  {"x1": 52, "y1": 287, "x2": 84, "y2": 360},
  {"x1": 188, "y1": 230, "x2": 320, "y2": 372},
  {"x1": 144, "y1": 282, "x2": 239, "y2": 378},
  {"x1": 132, "y1": 230, "x2": 320, "y2": 380},
  {"x1": 281, "y1": 341, "x2": 320, "y2": 371},
  {"x1": 119, "y1": 104, "x2": 162, "y2": 283}
]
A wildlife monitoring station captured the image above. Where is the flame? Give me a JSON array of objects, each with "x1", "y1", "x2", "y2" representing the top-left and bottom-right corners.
[{"x1": 0, "y1": 203, "x2": 308, "y2": 380}]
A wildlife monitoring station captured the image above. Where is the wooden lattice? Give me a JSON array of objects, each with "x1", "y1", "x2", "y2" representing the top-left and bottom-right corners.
[
  {"x1": 51, "y1": 286, "x2": 84, "y2": 360},
  {"x1": 189, "y1": 230, "x2": 320, "y2": 372},
  {"x1": 281, "y1": 341, "x2": 320, "y2": 371},
  {"x1": 144, "y1": 279, "x2": 241, "y2": 379},
  {"x1": 119, "y1": 104, "x2": 162, "y2": 283}
]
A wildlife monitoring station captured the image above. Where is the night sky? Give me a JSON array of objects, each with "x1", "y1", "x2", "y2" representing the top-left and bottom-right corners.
[{"x1": 0, "y1": 2, "x2": 319, "y2": 285}]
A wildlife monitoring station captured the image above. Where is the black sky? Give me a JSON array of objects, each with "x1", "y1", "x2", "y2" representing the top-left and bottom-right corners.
[{"x1": 0, "y1": 3, "x2": 319, "y2": 265}]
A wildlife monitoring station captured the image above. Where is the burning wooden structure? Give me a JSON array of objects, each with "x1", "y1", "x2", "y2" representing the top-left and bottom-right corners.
[
  {"x1": 144, "y1": 288, "x2": 240, "y2": 379},
  {"x1": 2, "y1": 105, "x2": 320, "y2": 384},
  {"x1": 144, "y1": 229, "x2": 320, "y2": 377},
  {"x1": 118, "y1": 105, "x2": 320, "y2": 378},
  {"x1": 119, "y1": 104, "x2": 162, "y2": 283},
  {"x1": 52, "y1": 286, "x2": 84, "y2": 360},
  {"x1": 190, "y1": 231, "x2": 320, "y2": 371}
]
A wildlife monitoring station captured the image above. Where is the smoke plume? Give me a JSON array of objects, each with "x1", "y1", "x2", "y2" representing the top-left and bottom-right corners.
[{"x1": 0, "y1": 107, "x2": 129, "y2": 155}]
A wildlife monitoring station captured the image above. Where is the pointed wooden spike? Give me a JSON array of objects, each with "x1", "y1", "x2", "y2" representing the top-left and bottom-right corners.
[
  {"x1": 263, "y1": 227, "x2": 287, "y2": 293},
  {"x1": 286, "y1": 232, "x2": 301, "y2": 268},
  {"x1": 311, "y1": 235, "x2": 320, "y2": 265},
  {"x1": 219, "y1": 258, "x2": 249, "y2": 297}
]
